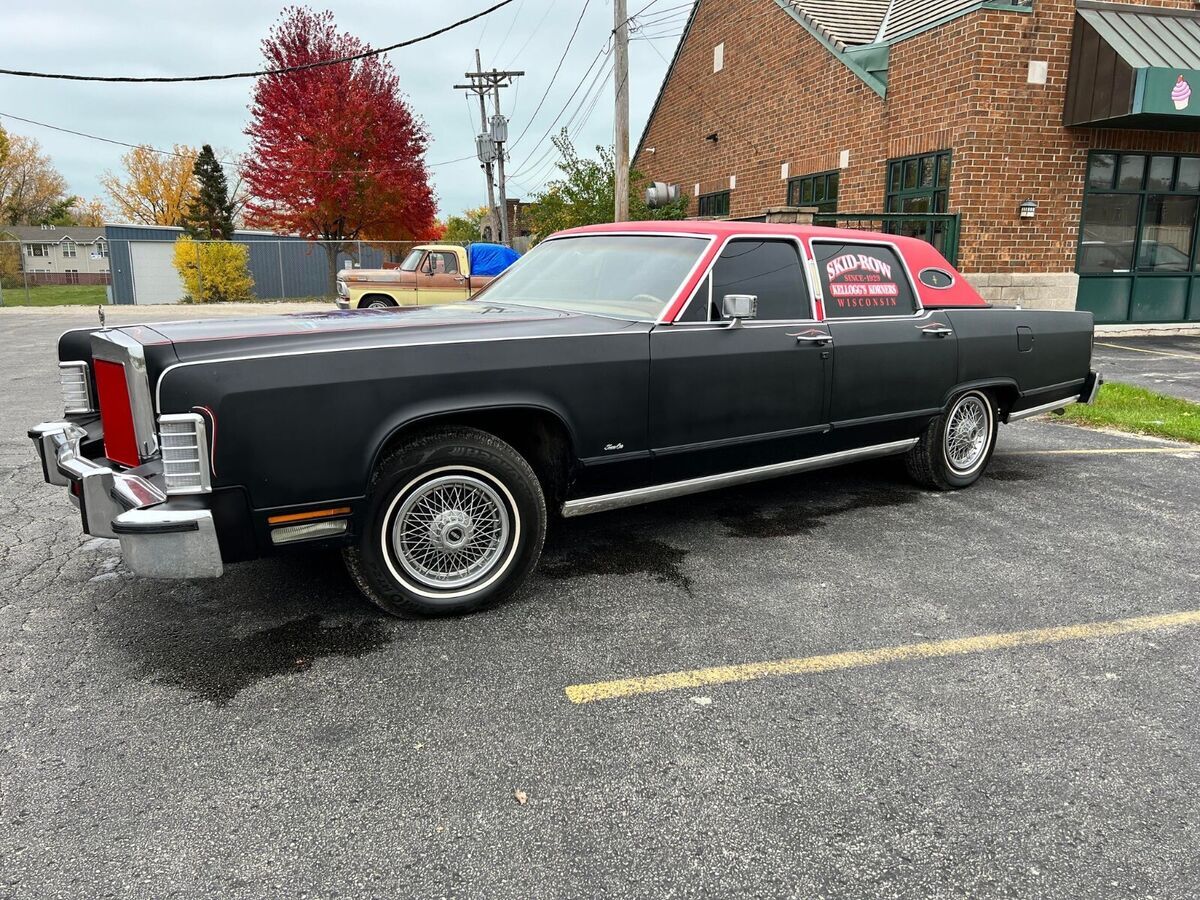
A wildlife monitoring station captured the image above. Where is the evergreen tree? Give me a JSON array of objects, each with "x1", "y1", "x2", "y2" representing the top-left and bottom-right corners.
[{"x1": 182, "y1": 145, "x2": 235, "y2": 239}]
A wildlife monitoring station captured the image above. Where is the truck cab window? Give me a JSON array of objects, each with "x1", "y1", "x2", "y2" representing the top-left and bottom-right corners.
[
  {"x1": 813, "y1": 242, "x2": 917, "y2": 318},
  {"x1": 710, "y1": 240, "x2": 809, "y2": 320},
  {"x1": 428, "y1": 251, "x2": 459, "y2": 275}
]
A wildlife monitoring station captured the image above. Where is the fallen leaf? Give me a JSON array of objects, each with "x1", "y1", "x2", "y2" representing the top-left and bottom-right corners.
[{"x1": 514, "y1": 790, "x2": 528, "y2": 806}]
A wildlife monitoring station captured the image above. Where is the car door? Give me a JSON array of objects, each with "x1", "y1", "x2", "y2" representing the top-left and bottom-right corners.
[
  {"x1": 416, "y1": 250, "x2": 469, "y2": 306},
  {"x1": 648, "y1": 237, "x2": 831, "y2": 482},
  {"x1": 811, "y1": 239, "x2": 958, "y2": 442}
]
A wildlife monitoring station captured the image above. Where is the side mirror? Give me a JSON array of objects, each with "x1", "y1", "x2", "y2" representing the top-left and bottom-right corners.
[{"x1": 721, "y1": 294, "x2": 758, "y2": 326}]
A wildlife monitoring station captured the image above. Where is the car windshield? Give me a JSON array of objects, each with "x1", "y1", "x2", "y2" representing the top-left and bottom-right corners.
[
  {"x1": 471, "y1": 234, "x2": 709, "y2": 319},
  {"x1": 399, "y1": 249, "x2": 424, "y2": 271}
]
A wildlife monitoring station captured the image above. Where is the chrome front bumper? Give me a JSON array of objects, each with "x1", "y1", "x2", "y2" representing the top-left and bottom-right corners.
[
  {"x1": 29, "y1": 421, "x2": 223, "y2": 579},
  {"x1": 335, "y1": 297, "x2": 350, "y2": 310}
]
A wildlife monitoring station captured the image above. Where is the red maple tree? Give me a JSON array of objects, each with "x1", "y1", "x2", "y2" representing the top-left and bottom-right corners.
[{"x1": 243, "y1": 7, "x2": 437, "y2": 292}]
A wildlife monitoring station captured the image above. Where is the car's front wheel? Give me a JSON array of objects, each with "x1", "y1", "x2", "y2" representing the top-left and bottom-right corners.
[
  {"x1": 905, "y1": 389, "x2": 998, "y2": 490},
  {"x1": 344, "y1": 428, "x2": 546, "y2": 617}
]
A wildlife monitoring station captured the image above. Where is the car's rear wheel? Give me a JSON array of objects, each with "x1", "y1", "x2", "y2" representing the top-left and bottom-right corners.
[
  {"x1": 344, "y1": 428, "x2": 546, "y2": 617},
  {"x1": 905, "y1": 389, "x2": 998, "y2": 490}
]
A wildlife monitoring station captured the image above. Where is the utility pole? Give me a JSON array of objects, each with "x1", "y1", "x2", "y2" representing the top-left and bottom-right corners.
[
  {"x1": 613, "y1": 0, "x2": 631, "y2": 222},
  {"x1": 455, "y1": 56, "x2": 523, "y2": 246}
]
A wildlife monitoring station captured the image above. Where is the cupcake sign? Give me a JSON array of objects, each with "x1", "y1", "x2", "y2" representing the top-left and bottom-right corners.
[{"x1": 1172, "y1": 74, "x2": 1191, "y2": 111}]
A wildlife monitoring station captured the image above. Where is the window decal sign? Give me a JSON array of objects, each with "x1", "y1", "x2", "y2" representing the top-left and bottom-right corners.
[{"x1": 823, "y1": 252, "x2": 901, "y2": 309}]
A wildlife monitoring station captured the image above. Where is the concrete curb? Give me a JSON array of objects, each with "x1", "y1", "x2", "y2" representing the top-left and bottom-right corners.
[{"x1": 1095, "y1": 323, "x2": 1200, "y2": 337}]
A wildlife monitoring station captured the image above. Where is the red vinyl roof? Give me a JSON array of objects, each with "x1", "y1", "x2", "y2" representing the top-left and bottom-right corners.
[{"x1": 553, "y1": 220, "x2": 988, "y2": 314}]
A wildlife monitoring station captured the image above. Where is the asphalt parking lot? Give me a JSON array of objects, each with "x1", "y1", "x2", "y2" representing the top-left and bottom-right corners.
[
  {"x1": 2, "y1": 309, "x2": 1199, "y2": 899},
  {"x1": 1092, "y1": 336, "x2": 1200, "y2": 403}
]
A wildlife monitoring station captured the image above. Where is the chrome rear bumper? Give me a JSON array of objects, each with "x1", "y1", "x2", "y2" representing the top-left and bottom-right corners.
[{"x1": 29, "y1": 421, "x2": 223, "y2": 579}]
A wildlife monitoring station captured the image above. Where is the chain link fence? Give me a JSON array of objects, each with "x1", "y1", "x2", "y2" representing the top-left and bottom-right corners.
[{"x1": 0, "y1": 238, "x2": 474, "y2": 307}]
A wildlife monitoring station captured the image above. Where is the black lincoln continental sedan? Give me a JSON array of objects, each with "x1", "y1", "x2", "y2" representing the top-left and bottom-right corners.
[{"x1": 31, "y1": 222, "x2": 1099, "y2": 616}]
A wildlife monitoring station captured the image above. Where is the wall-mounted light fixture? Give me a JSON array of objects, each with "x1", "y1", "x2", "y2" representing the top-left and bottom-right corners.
[
  {"x1": 1019, "y1": 198, "x2": 1037, "y2": 219},
  {"x1": 705, "y1": 132, "x2": 719, "y2": 144}
]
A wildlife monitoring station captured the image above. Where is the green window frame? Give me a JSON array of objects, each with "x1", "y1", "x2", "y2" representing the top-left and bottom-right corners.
[
  {"x1": 786, "y1": 171, "x2": 838, "y2": 213},
  {"x1": 886, "y1": 150, "x2": 951, "y2": 215},
  {"x1": 697, "y1": 191, "x2": 730, "y2": 218}
]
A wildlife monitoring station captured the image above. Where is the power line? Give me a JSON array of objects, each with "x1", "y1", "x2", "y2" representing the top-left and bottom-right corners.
[
  {"x1": 0, "y1": 0, "x2": 517, "y2": 83},
  {"x1": 507, "y1": 42, "x2": 611, "y2": 176},
  {"x1": 505, "y1": 0, "x2": 593, "y2": 153},
  {"x1": 0, "y1": 111, "x2": 474, "y2": 173}
]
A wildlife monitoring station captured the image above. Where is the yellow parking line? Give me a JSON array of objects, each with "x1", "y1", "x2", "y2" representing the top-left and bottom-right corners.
[
  {"x1": 1001, "y1": 447, "x2": 1198, "y2": 456},
  {"x1": 565, "y1": 609, "x2": 1200, "y2": 704},
  {"x1": 1095, "y1": 341, "x2": 1200, "y2": 361}
]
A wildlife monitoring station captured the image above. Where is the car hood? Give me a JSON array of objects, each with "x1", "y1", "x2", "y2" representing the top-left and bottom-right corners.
[{"x1": 119, "y1": 302, "x2": 648, "y2": 369}]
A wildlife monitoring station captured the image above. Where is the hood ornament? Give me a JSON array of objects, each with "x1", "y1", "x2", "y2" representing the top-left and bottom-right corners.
[{"x1": 98, "y1": 305, "x2": 106, "y2": 328}]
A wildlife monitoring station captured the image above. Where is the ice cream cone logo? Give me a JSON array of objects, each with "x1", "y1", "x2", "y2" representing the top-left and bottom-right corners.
[{"x1": 1172, "y1": 74, "x2": 1191, "y2": 111}]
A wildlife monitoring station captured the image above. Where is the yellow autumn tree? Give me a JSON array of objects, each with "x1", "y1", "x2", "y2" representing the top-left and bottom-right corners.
[
  {"x1": 101, "y1": 145, "x2": 198, "y2": 226},
  {"x1": 0, "y1": 128, "x2": 71, "y2": 225},
  {"x1": 73, "y1": 196, "x2": 110, "y2": 227},
  {"x1": 172, "y1": 236, "x2": 255, "y2": 303}
]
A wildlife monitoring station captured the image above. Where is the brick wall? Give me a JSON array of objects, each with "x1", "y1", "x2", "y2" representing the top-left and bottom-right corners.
[{"x1": 635, "y1": 0, "x2": 1200, "y2": 276}]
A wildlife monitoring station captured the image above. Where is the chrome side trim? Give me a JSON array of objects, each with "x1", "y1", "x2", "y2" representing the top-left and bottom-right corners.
[
  {"x1": 1007, "y1": 395, "x2": 1082, "y2": 422},
  {"x1": 561, "y1": 439, "x2": 919, "y2": 517}
]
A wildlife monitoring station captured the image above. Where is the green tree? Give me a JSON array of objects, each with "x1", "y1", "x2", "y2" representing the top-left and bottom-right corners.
[
  {"x1": 441, "y1": 205, "x2": 489, "y2": 243},
  {"x1": 182, "y1": 145, "x2": 235, "y2": 240},
  {"x1": 523, "y1": 132, "x2": 688, "y2": 240}
]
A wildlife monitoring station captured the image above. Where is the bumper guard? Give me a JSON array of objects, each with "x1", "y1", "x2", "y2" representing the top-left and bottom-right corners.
[{"x1": 29, "y1": 421, "x2": 223, "y2": 579}]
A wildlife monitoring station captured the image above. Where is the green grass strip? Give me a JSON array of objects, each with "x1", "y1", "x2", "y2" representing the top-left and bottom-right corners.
[{"x1": 1062, "y1": 381, "x2": 1200, "y2": 444}]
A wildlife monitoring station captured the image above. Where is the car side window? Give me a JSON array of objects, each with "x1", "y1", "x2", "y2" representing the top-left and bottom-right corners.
[
  {"x1": 813, "y1": 242, "x2": 917, "y2": 318},
  {"x1": 427, "y1": 251, "x2": 459, "y2": 275},
  {"x1": 711, "y1": 240, "x2": 809, "y2": 321}
]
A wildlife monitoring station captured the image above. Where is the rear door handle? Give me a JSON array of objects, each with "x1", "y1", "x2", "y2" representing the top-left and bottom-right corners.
[{"x1": 920, "y1": 324, "x2": 954, "y2": 337}]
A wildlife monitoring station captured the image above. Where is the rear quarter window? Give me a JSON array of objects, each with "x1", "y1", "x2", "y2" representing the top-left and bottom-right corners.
[{"x1": 813, "y1": 241, "x2": 918, "y2": 318}]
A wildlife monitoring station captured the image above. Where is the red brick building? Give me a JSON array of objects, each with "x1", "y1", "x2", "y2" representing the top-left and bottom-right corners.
[{"x1": 634, "y1": 0, "x2": 1200, "y2": 323}]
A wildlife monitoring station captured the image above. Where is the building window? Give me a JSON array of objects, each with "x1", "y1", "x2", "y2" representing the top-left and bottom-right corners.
[
  {"x1": 65, "y1": 269, "x2": 79, "y2": 284},
  {"x1": 95, "y1": 239, "x2": 109, "y2": 258},
  {"x1": 26, "y1": 243, "x2": 52, "y2": 257},
  {"x1": 61, "y1": 240, "x2": 77, "y2": 258},
  {"x1": 1079, "y1": 152, "x2": 1200, "y2": 275},
  {"x1": 786, "y1": 171, "x2": 838, "y2": 213},
  {"x1": 886, "y1": 151, "x2": 951, "y2": 214},
  {"x1": 697, "y1": 191, "x2": 730, "y2": 217}
]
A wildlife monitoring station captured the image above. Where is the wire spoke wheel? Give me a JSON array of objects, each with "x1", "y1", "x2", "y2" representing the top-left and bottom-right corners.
[
  {"x1": 944, "y1": 394, "x2": 990, "y2": 472},
  {"x1": 390, "y1": 474, "x2": 511, "y2": 590}
]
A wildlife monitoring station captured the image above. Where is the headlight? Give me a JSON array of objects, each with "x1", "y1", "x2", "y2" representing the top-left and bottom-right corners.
[
  {"x1": 59, "y1": 362, "x2": 94, "y2": 415},
  {"x1": 336, "y1": 280, "x2": 349, "y2": 297},
  {"x1": 158, "y1": 413, "x2": 212, "y2": 494}
]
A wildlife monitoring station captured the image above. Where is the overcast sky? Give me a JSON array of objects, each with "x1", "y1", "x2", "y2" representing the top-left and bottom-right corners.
[{"x1": 0, "y1": 1, "x2": 689, "y2": 222}]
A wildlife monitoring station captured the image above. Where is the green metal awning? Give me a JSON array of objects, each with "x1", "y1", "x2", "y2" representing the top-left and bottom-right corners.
[{"x1": 1065, "y1": 0, "x2": 1200, "y2": 129}]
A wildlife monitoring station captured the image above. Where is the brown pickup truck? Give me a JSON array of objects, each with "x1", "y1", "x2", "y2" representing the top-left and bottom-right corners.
[{"x1": 335, "y1": 242, "x2": 520, "y2": 309}]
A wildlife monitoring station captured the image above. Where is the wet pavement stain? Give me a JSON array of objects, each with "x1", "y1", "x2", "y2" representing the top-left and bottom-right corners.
[
  {"x1": 717, "y1": 488, "x2": 921, "y2": 539},
  {"x1": 134, "y1": 614, "x2": 393, "y2": 705},
  {"x1": 540, "y1": 531, "x2": 692, "y2": 594}
]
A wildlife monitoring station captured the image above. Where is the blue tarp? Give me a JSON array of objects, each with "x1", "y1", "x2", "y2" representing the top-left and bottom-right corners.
[{"x1": 468, "y1": 242, "x2": 521, "y2": 277}]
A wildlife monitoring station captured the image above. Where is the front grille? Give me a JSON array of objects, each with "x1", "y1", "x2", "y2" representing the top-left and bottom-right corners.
[
  {"x1": 58, "y1": 362, "x2": 93, "y2": 414},
  {"x1": 158, "y1": 413, "x2": 211, "y2": 494}
]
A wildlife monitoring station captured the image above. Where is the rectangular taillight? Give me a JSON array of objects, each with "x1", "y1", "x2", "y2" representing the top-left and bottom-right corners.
[
  {"x1": 93, "y1": 359, "x2": 140, "y2": 467},
  {"x1": 59, "y1": 362, "x2": 93, "y2": 415},
  {"x1": 158, "y1": 413, "x2": 211, "y2": 494}
]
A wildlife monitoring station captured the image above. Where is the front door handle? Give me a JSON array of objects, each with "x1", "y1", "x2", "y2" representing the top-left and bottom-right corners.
[
  {"x1": 789, "y1": 329, "x2": 833, "y2": 346},
  {"x1": 920, "y1": 323, "x2": 954, "y2": 337}
]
